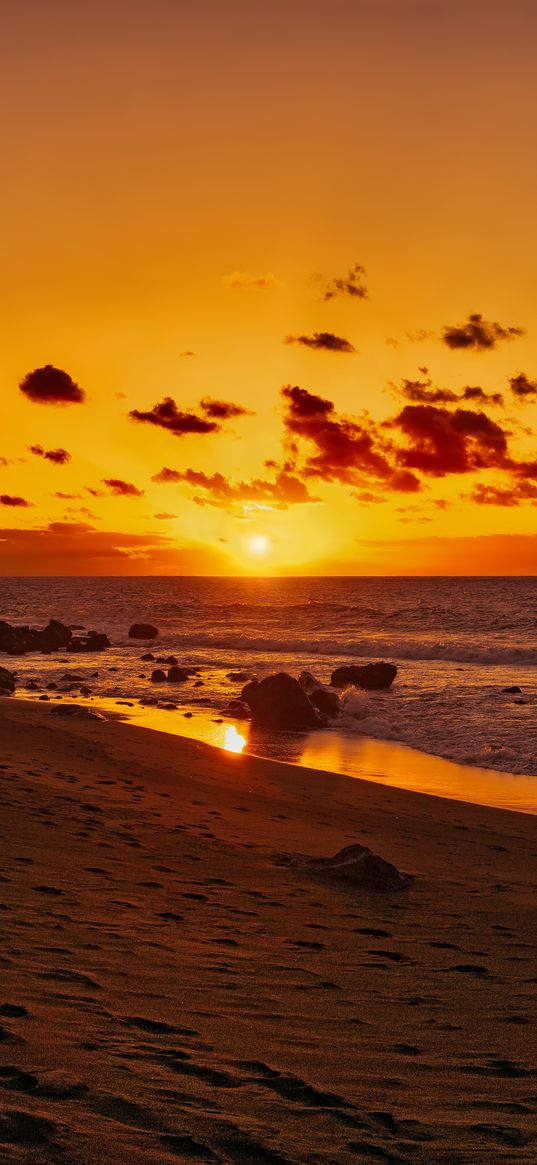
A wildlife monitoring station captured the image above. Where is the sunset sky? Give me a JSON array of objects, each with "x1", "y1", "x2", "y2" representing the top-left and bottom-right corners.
[{"x1": 2, "y1": 0, "x2": 537, "y2": 575}]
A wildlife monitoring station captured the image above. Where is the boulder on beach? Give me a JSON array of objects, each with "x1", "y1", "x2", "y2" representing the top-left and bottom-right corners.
[
  {"x1": 303, "y1": 844, "x2": 411, "y2": 892},
  {"x1": 226, "y1": 671, "x2": 252, "y2": 683},
  {"x1": 502, "y1": 685, "x2": 522, "y2": 694},
  {"x1": 140, "y1": 653, "x2": 155, "y2": 661},
  {"x1": 70, "y1": 632, "x2": 110, "y2": 652},
  {"x1": 331, "y1": 662, "x2": 397, "y2": 690},
  {"x1": 0, "y1": 666, "x2": 16, "y2": 695},
  {"x1": 167, "y1": 666, "x2": 190, "y2": 683},
  {"x1": 242, "y1": 673, "x2": 323, "y2": 731},
  {"x1": 50, "y1": 704, "x2": 106, "y2": 721},
  {"x1": 129, "y1": 623, "x2": 159, "y2": 639},
  {"x1": 150, "y1": 669, "x2": 167, "y2": 683}
]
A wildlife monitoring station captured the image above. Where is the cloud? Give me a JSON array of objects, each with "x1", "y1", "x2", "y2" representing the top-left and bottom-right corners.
[
  {"x1": 53, "y1": 491, "x2": 82, "y2": 500},
  {"x1": 154, "y1": 512, "x2": 178, "y2": 519},
  {"x1": 322, "y1": 263, "x2": 367, "y2": 301},
  {"x1": 101, "y1": 478, "x2": 144, "y2": 497},
  {"x1": 129, "y1": 397, "x2": 219, "y2": 437},
  {"x1": 467, "y1": 482, "x2": 537, "y2": 506},
  {"x1": 509, "y1": 372, "x2": 537, "y2": 400},
  {"x1": 29, "y1": 444, "x2": 71, "y2": 465},
  {"x1": 221, "y1": 271, "x2": 281, "y2": 289},
  {"x1": 391, "y1": 404, "x2": 510, "y2": 477},
  {"x1": 285, "y1": 332, "x2": 356, "y2": 353},
  {"x1": 0, "y1": 495, "x2": 32, "y2": 507},
  {"x1": 199, "y1": 398, "x2": 253, "y2": 420},
  {"x1": 19, "y1": 365, "x2": 85, "y2": 404},
  {"x1": 152, "y1": 465, "x2": 319, "y2": 511},
  {"x1": 395, "y1": 375, "x2": 503, "y2": 407},
  {"x1": 281, "y1": 384, "x2": 421, "y2": 493},
  {"x1": 0, "y1": 521, "x2": 232, "y2": 575},
  {"x1": 442, "y1": 313, "x2": 525, "y2": 351}
]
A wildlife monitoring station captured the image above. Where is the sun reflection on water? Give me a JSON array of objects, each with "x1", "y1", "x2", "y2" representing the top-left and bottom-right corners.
[{"x1": 224, "y1": 724, "x2": 246, "y2": 753}]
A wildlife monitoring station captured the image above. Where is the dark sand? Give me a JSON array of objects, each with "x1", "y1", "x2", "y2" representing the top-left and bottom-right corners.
[{"x1": 0, "y1": 698, "x2": 536, "y2": 1163}]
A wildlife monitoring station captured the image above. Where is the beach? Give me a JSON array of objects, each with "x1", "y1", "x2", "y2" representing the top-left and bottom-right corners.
[{"x1": 0, "y1": 698, "x2": 535, "y2": 1164}]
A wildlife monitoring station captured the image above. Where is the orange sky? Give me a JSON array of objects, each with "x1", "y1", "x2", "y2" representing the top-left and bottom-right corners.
[{"x1": 1, "y1": 0, "x2": 537, "y2": 575}]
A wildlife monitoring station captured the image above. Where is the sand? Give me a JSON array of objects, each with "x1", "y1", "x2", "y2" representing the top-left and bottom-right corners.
[{"x1": 0, "y1": 698, "x2": 536, "y2": 1164}]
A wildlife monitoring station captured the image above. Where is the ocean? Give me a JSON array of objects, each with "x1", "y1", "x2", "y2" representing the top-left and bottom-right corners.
[{"x1": 1, "y1": 576, "x2": 536, "y2": 803}]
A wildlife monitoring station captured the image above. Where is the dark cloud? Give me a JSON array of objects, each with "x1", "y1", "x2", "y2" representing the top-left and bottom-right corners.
[
  {"x1": 323, "y1": 263, "x2": 367, "y2": 302},
  {"x1": 395, "y1": 376, "x2": 503, "y2": 407},
  {"x1": 154, "y1": 512, "x2": 178, "y2": 519},
  {"x1": 101, "y1": 478, "x2": 144, "y2": 497},
  {"x1": 0, "y1": 495, "x2": 32, "y2": 507},
  {"x1": 129, "y1": 397, "x2": 219, "y2": 437},
  {"x1": 19, "y1": 365, "x2": 85, "y2": 404},
  {"x1": 442, "y1": 313, "x2": 525, "y2": 351},
  {"x1": 391, "y1": 404, "x2": 510, "y2": 477},
  {"x1": 199, "y1": 398, "x2": 253, "y2": 420},
  {"x1": 29, "y1": 444, "x2": 71, "y2": 465},
  {"x1": 0, "y1": 522, "x2": 231, "y2": 575},
  {"x1": 53, "y1": 491, "x2": 82, "y2": 500},
  {"x1": 85, "y1": 486, "x2": 105, "y2": 498},
  {"x1": 467, "y1": 481, "x2": 537, "y2": 506},
  {"x1": 285, "y1": 332, "x2": 356, "y2": 353},
  {"x1": 281, "y1": 385, "x2": 421, "y2": 492},
  {"x1": 509, "y1": 373, "x2": 537, "y2": 400},
  {"x1": 152, "y1": 465, "x2": 319, "y2": 511}
]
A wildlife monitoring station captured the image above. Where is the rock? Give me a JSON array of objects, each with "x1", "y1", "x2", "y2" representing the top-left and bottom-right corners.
[
  {"x1": 0, "y1": 618, "x2": 77, "y2": 654},
  {"x1": 242, "y1": 673, "x2": 323, "y2": 731},
  {"x1": 193, "y1": 679, "x2": 204, "y2": 687},
  {"x1": 46, "y1": 682, "x2": 57, "y2": 690},
  {"x1": 304, "y1": 844, "x2": 411, "y2": 892},
  {"x1": 0, "y1": 666, "x2": 16, "y2": 695},
  {"x1": 183, "y1": 711, "x2": 193, "y2": 718},
  {"x1": 167, "y1": 666, "x2": 190, "y2": 683},
  {"x1": 161, "y1": 702, "x2": 178, "y2": 710},
  {"x1": 223, "y1": 699, "x2": 250, "y2": 719},
  {"x1": 331, "y1": 662, "x2": 397, "y2": 690},
  {"x1": 129, "y1": 623, "x2": 159, "y2": 639},
  {"x1": 140, "y1": 653, "x2": 155, "y2": 661},
  {"x1": 310, "y1": 688, "x2": 339, "y2": 717},
  {"x1": 502, "y1": 685, "x2": 522, "y2": 694},
  {"x1": 150, "y1": 669, "x2": 167, "y2": 683},
  {"x1": 70, "y1": 631, "x2": 110, "y2": 652},
  {"x1": 163, "y1": 656, "x2": 179, "y2": 665},
  {"x1": 299, "y1": 671, "x2": 339, "y2": 718},
  {"x1": 38, "y1": 694, "x2": 49, "y2": 701},
  {"x1": 226, "y1": 671, "x2": 252, "y2": 683},
  {"x1": 26, "y1": 681, "x2": 39, "y2": 691},
  {"x1": 50, "y1": 705, "x2": 105, "y2": 720}
]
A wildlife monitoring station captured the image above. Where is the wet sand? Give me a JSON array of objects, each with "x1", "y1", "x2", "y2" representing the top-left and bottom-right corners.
[{"x1": 0, "y1": 697, "x2": 536, "y2": 1163}]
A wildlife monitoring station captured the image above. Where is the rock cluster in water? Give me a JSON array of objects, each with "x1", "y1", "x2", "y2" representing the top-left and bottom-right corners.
[{"x1": 0, "y1": 620, "x2": 110, "y2": 655}]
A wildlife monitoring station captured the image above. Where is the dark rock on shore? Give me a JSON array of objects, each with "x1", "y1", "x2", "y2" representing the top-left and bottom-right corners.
[
  {"x1": 502, "y1": 685, "x2": 522, "y2": 694},
  {"x1": 150, "y1": 669, "x2": 167, "y2": 683},
  {"x1": 226, "y1": 671, "x2": 252, "y2": 683},
  {"x1": 242, "y1": 673, "x2": 323, "y2": 731},
  {"x1": 129, "y1": 623, "x2": 159, "y2": 639},
  {"x1": 50, "y1": 704, "x2": 105, "y2": 720},
  {"x1": 140, "y1": 653, "x2": 155, "y2": 661},
  {"x1": 167, "y1": 666, "x2": 190, "y2": 683},
  {"x1": 0, "y1": 666, "x2": 16, "y2": 695},
  {"x1": 0, "y1": 619, "x2": 110, "y2": 655},
  {"x1": 331, "y1": 662, "x2": 397, "y2": 690},
  {"x1": 304, "y1": 844, "x2": 411, "y2": 892}
]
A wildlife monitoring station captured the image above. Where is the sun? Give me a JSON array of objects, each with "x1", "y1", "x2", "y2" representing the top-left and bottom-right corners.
[{"x1": 247, "y1": 534, "x2": 271, "y2": 556}]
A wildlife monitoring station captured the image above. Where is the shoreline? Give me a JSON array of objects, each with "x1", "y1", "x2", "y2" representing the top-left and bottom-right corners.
[
  {"x1": 11, "y1": 692, "x2": 537, "y2": 816},
  {"x1": 0, "y1": 697, "x2": 536, "y2": 1163}
]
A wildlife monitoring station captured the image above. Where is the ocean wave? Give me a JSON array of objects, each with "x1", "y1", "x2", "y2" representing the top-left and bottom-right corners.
[{"x1": 158, "y1": 630, "x2": 537, "y2": 666}]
